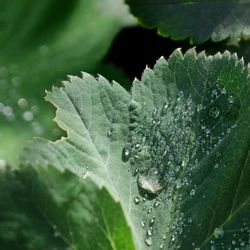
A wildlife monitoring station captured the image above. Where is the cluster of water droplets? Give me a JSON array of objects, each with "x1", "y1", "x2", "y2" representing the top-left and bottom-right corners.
[
  {"x1": 123, "y1": 92, "x2": 196, "y2": 194},
  {"x1": 0, "y1": 63, "x2": 46, "y2": 133},
  {"x1": 208, "y1": 220, "x2": 250, "y2": 250},
  {"x1": 122, "y1": 84, "x2": 240, "y2": 248}
]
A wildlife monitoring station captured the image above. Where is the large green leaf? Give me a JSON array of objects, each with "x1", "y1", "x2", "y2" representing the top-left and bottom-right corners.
[
  {"x1": 0, "y1": 0, "x2": 134, "y2": 167},
  {"x1": 21, "y1": 49, "x2": 250, "y2": 249},
  {"x1": 125, "y1": 0, "x2": 250, "y2": 43},
  {"x1": 0, "y1": 165, "x2": 135, "y2": 250}
]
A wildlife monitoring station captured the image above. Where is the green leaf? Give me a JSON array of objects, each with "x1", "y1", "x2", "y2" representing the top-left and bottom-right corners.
[
  {"x1": 0, "y1": 165, "x2": 135, "y2": 250},
  {"x1": 125, "y1": 0, "x2": 250, "y2": 43},
  {"x1": 0, "y1": 0, "x2": 134, "y2": 167},
  {"x1": 21, "y1": 49, "x2": 250, "y2": 249}
]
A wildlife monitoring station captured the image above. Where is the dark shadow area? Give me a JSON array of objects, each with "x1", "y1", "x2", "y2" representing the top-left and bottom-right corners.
[{"x1": 104, "y1": 26, "x2": 230, "y2": 81}]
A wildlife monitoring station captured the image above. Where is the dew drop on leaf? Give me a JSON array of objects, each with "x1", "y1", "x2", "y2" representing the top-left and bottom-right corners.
[
  {"x1": 221, "y1": 87, "x2": 227, "y2": 94},
  {"x1": 147, "y1": 229, "x2": 152, "y2": 237},
  {"x1": 228, "y1": 95, "x2": 234, "y2": 104},
  {"x1": 141, "y1": 220, "x2": 146, "y2": 228},
  {"x1": 145, "y1": 236, "x2": 152, "y2": 246},
  {"x1": 107, "y1": 129, "x2": 112, "y2": 138},
  {"x1": 190, "y1": 189, "x2": 195, "y2": 196},
  {"x1": 213, "y1": 227, "x2": 224, "y2": 238},
  {"x1": 147, "y1": 208, "x2": 152, "y2": 214},
  {"x1": 122, "y1": 144, "x2": 132, "y2": 162},
  {"x1": 197, "y1": 104, "x2": 203, "y2": 112},
  {"x1": 149, "y1": 217, "x2": 155, "y2": 227},
  {"x1": 214, "y1": 163, "x2": 219, "y2": 169},
  {"x1": 134, "y1": 196, "x2": 140, "y2": 205},
  {"x1": 153, "y1": 199, "x2": 161, "y2": 208}
]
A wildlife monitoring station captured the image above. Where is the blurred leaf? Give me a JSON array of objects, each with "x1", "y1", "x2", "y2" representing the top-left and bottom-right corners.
[
  {"x1": 0, "y1": 166, "x2": 135, "y2": 250},
  {"x1": 22, "y1": 49, "x2": 250, "y2": 249},
  {"x1": 0, "y1": 0, "x2": 135, "y2": 166},
  {"x1": 125, "y1": 0, "x2": 250, "y2": 43}
]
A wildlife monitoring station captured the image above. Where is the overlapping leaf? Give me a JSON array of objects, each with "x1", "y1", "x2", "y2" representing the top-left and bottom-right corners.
[
  {"x1": 0, "y1": 165, "x2": 135, "y2": 250},
  {"x1": 21, "y1": 49, "x2": 250, "y2": 249},
  {"x1": 125, "y1": 0, "x2": 250, "y2": 43}
]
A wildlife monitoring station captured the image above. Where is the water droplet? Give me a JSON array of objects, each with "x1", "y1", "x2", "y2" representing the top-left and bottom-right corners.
[
  {"x1": 228, "y1": 96, "x2": 234, "y2": 104},
  {"x1": 122, "y1": 144, "x2": 131, "y2": 162},
  {"x1": 209, "y1": 107, "x2": 220, "y2": 118},
  {"x1": 147, "y1": 229, "x2": 152, "y2": 237},
  {"x1": 145, "y1": 236, "x2": 152, "y2": 246},
  {"x1": 214, "y1": 163, "x2": 219, "y2": 169},
  {"x1": 23, "y1": 111, "x2": 34, "y2": 121},
  {"x1": 134, "y1": 196, "x2": 140, "y2": 205},
  {"x1": 2, "y1": 106, "x2": 15, "y2": 121},
  {"x1": 153, "y1": 199, "x2": 161, "y2": 208},
  {"x1": 17, "y1": 98, "x2": 28, "y2": 108},
  {"x1": 190, "y1": 189, "x2": 195, "y2": 196},
  {"x1": 141, "y1": 220, "x2": 146, "y2": 228},
  {"x1": 171, "y1": 234, "x2": 175, "y2": 242},
  {"x1": 147, "y1": 208, "x2": 152, "y2": 214},
  {"x1": 149, "y1": 217, "x2": 155, "y2": 227},
  {"x1": 137, "y1": 174, "x2": 164, "y2": 195},
  {"x1": 214, "y1": 227, "x2": 224, "y2": 239},
  {"x1": 107, "y1": 129, "x2": 112, "y2": 137},
  {"x1": 54, "y1": 230, "x2": 60, "y2": 238},
  {"x1": 221, "y1": 88, "x2": 226, "y2": 94},
  {"x1": 197, "y1": 104, "x2": 203, "y2": 112},
  {"x1": 240, "y1": 241, "x2": 245, "y2": 247}
]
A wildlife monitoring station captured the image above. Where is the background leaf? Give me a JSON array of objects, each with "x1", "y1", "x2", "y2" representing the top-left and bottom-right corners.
[
  {"x1": 21, "y1": 49, "x2": 250, "y2": 249},
  {"x1": 0, "y1": 0, "x2": 134, "y2": 167},
  {"x1": 0, "y1": 165, "x2": 135, "y2": 250},
  {"x1": 125, "y1": 0, "x2": 250, "y2": 43}
]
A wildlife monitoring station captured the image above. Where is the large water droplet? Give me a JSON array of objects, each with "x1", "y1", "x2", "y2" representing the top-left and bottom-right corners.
[{"x1": 137, "y1": 174, "x2": 164, "y2": 196}]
